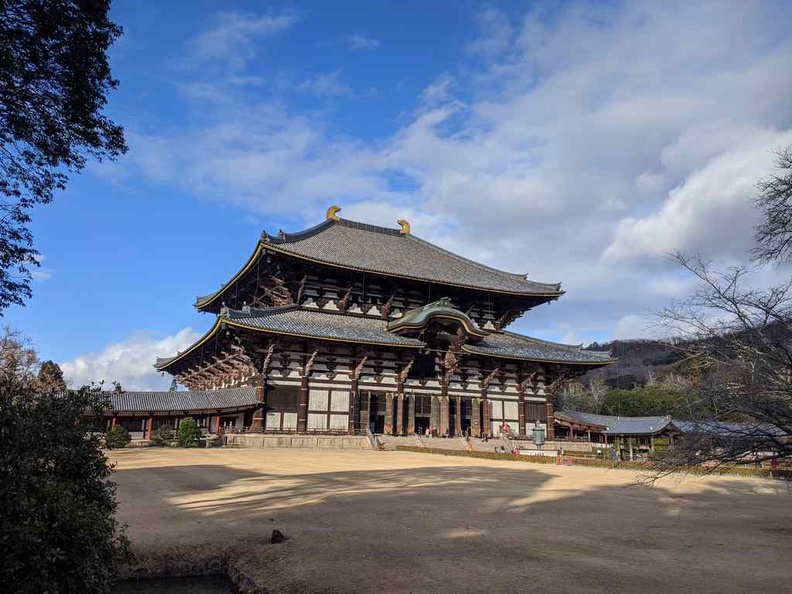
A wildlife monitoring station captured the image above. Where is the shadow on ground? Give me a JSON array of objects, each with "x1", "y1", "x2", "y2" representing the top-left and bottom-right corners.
[{"x1": 113, "y1": 451, "x2": 792, "y2": 594}]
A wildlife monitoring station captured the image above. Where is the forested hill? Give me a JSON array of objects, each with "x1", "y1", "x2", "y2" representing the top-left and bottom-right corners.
[{"x1": 583, "y1": 339, "x2": 686, "y2": 388}]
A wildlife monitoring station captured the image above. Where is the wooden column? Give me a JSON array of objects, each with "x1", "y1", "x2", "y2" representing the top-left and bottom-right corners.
[
  {"x1": 298, "y1": 350, "x2": 318, "y2": 434},
  {"x1": 359, "y1": 391, "x2": 370, "y2": 434},
  {"x1": 250, "y1": 344, "x2": 275, "y2": 431},
  {"x1": 145, "y1": 416, "x2": 153, "y2": 439},
  {"x1": 396, "y1": 393, "x2": 405, "y2": 435},
  {"x1": 471, "y1": 398, "x2": 481, "y2": 437},
  {"x1": 544, "y1": 374, "x2": 565, "y2": 442},
  {"x1": 251, "y1": 385, "x2": 266, "y2": 430},
  {"x1": 407, "y1": 394, "x2": 415, "y2": 435},
  {"x1": 430, "y1": 396, "x2": 439, "y2": 435},
  {"x1": 439, "y1": 397, "x2": 450, "y2": 436},
  {"x1": 482, "y1": 398, "x2": 491, "y2": 437},
  {"x1": 215, "y1": 414, "x2": 221, "y2": 435},
  {"x1": 518, "y1": 392, "x2": 526, "y2": 436},
  {"x1": 349, "y1": 354, "x2": 367, "y2": 434},
  {"x1": 480, "y1": 365, "x2": 499, "y2": 438},
  {"x1": 298, "y1": 373, "x2": 309, "y2": 433},
  {"x1": 454, "y1": 396, "x2": 463, "y2": 437},
  {"x1": 384, "y1": 393, "x2": 394, "y2": 435}
]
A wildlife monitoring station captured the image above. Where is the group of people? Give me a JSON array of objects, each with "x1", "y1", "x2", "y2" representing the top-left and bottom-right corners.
[{"x1": 422, "y1": 426, "x2": 479, "y2": 439}]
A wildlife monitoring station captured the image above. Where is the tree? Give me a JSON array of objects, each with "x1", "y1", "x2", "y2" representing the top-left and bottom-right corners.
[
  {"x1": 36, "y1": 359, "x2": 66, "y2": 392},
  {"x1": 150, "y1": 424, "x2": 173, "y2": 447},
  {"x1": 0, "y1": 1, "x2": 127, "y2": 311},
  {"x1": 0, "y1": 325, "x2": 38, "y2": 383},
  {"x1": 658, "y1": 254, "x2": 791, "y2": 466},
  {"x1": 177, "y1": 416, "x2": 201, "y2": 448},
  {"x1": 0, "y1": 330, "x2": 130, "y2": 592},
  {"x1": 657, "y1": 145, "x2": 792, "y2": 469},
  {"x1": 754, "y1": 146, "x2": 792, "y2": 264},
  {"x1": 104, "y1": 424, "x2": 130, "y2": 449}
]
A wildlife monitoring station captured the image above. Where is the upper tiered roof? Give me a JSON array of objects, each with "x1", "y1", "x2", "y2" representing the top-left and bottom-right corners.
[{"x1": 195, "y1": 210, "x2": 563, "y2": 311}]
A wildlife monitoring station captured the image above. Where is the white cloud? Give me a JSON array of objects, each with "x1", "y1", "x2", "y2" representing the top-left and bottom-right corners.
[
  {"x1": 114, "y1": 1, "x2": 792, "y2": 343},
  {"x1": 603, "y1": 129, "x2": 792, "y2": 263},
  {"x1": 297, "y1": 71, "x2": 354, "y2": 97},
  {"x1": 187, "y1": 11, "x2": 298, "y2": 69},
  {"x1": 30, "y1": 254, "x2": 53, "y2": 281},
  {"x1": 60, "y1": 328, "x2": 200, "y2": 391},
  {"x1": 346, "y1": 33, "x2": 380, "y2": 50}
]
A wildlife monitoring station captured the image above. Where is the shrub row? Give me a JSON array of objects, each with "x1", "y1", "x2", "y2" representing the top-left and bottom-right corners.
[{"x1": 394, "y1": 446, "x2": 792, "y2": 480}]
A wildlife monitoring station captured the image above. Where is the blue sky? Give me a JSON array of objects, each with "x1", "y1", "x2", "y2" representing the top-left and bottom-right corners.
[{"x1": 7, "y1": 1, "x2": 792, "y2": 389}]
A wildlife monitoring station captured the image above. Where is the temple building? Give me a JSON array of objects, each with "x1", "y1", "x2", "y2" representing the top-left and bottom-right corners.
[{"x1": 146, "y1": 207, "x2": 614, "y2": 439}]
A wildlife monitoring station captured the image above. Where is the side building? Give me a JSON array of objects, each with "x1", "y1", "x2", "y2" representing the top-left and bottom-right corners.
[{"x1": 131, "y1": 207, "x2": 613, "y2": 439}]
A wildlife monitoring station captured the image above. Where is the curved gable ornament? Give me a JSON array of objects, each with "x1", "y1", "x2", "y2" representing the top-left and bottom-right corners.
[
  {"x1": 397, "y1": 218, "x2": 411, "y2": 234},
  {"x1": 387, "y1": 298, "x2": 488, "y2": 341}
]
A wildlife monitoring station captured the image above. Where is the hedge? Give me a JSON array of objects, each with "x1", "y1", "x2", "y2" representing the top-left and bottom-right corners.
[{"x1": 393, "y1": 446, "x2": 792, "y2": 480}]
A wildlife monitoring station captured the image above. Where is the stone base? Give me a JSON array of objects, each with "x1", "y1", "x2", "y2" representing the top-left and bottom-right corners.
[{"x1": 224, "y1": 434, "x2": 371, "y2": 450}]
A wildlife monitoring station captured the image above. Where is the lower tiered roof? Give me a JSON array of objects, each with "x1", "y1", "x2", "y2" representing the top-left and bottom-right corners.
[
  {"x1": 155, "y1": 305, "x2": 614, "y2": 371},
  {"x1": 107, "y1": 387, "x2": 257, "y2": 413}
]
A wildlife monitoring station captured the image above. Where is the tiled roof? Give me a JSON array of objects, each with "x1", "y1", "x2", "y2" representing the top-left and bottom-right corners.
[
  {"x1": 107, "y1": 387, "x2": 257, "y2": 413},
  {"x1": 225, "y1": 306, "x2": 425, "y2": 347},
  {"x1": 463, "y1": 331, "x2": 615, "y2": 366},
  {"x1": 157, "y1": 307, "x2": 614, "y2": 371},
  {"x1": 557, "y1": 410, "x2": 673, "y2": 435},
  {"x1": 196, "y1": 218, "x2": 563, "y2": 308}
]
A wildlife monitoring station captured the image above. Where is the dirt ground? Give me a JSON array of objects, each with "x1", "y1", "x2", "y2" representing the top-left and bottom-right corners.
[{"x1": 111, "y1": 448, "x2": 792, "y2": 594}]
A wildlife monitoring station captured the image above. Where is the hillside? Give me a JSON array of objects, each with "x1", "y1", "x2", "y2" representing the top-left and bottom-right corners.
[{"x1": 583, "y1": 339, "x2": 687, "y2": 388}]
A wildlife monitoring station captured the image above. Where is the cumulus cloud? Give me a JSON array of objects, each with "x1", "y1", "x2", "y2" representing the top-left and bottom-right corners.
[
  {"x1": 60, "y1": 328, "x2": 200, "y2": 391},
  {"x1": 112, "y1": 1, "x2": 792, "y2": 342}
]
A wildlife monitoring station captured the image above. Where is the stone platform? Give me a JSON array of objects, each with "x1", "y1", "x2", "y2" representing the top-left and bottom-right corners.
[{"x1": 224, "y1": 433, "x2": 371, "y2": 450}]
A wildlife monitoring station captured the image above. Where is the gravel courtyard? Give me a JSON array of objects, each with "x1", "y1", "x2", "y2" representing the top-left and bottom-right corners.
[{"x1": 111, "y1": 449, "x2": 791, "y2": 594}]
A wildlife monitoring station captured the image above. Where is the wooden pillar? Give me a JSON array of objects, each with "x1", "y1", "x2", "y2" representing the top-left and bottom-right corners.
[
  {"x1": 384, "y1": 393, "x2": 394, "y2": 435},
  {"x1": 215, "y1": 414, "x2": 221, "y2": 435},
  {"x1": 471, "y1": 398, "x2": 481, "y2": 437},
  {"x1": 439, "y1": 396, "x2": 450, "y2": 436},
  {"x1": 396, "y1": 393, "x2": 405, "y2": 435},
  {"x1": 407, "y1": 394, "x2": 415, "y2": 435},
  {"x1": 297, "y1": 373, "x2": 309, "y2": 433},
  {"x1": 251, "y1": 384, "x2": 266, "y2": 430},
  {"x1": 482, "y1": 397, "x2": 491, "y2": 437},
  {"x1": 348, "y1": 378, "x2": 358, "y2": 434},
  {"x1": 545, "y1": 399, "x2": 555, "y2": 441},
  {"x1": 111, "y1": 416, "x2": 117, "y2": 427},
  {"x1": 145, "y1": 416, "x2": 153, "y2": 439},
  {"x1": 430, "y1": 396, "x2": 439, "y2": 435},
  {"x1": 359, "y1": 391, "x2": 370, "y2": 434},
  {"x1": 454, "y1": 396, "x2": 463, "y2": 437}
]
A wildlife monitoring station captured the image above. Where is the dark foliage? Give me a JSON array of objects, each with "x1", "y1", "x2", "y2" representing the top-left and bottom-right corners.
[
  {"x1": 0, "y1": 380, "x2": 130, "y2": 592},
  {"x1": 149, "y1": 424, "x2": 173, "y2": 447},
  {"x1": 104, "y1": 424, "x2": 130, "y2": 449},
  {"x1": 0, "y1": 0, "x2": 127, "y2": 311},
  {"x1": 177, "y1": 417, "x2": 201, "y2": 448}
]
